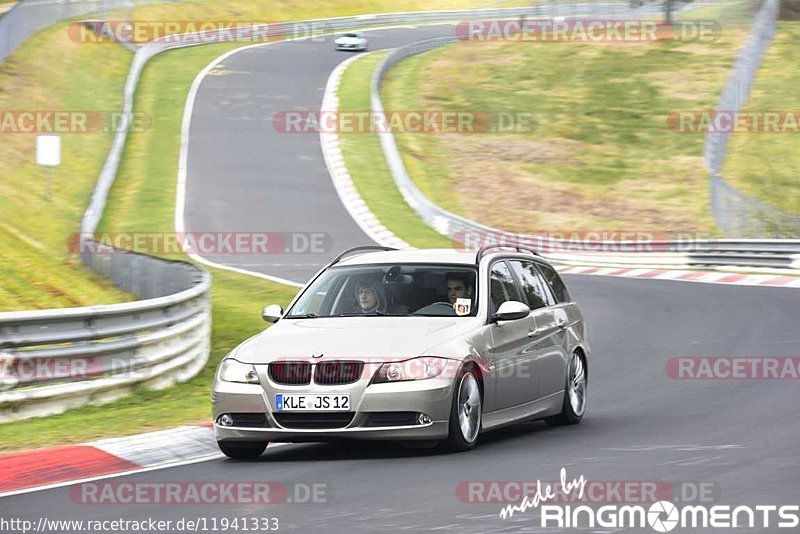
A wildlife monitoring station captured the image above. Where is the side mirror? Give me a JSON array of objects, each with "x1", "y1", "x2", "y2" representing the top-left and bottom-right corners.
[
  {"x1": 261, "y1": 304, "x2": 284, "y2": 323},
  {"x1": 492, "y1": 301, "x2": 530, "y2": 323}
]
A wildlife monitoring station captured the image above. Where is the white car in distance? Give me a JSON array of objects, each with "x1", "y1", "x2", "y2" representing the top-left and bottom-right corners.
[{"x1": 334, "y1": 31, "x2": 368, "y2": 51}]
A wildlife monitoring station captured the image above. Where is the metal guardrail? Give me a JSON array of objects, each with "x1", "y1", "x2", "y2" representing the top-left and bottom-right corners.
[
  {"x1": 370, "y1": 5, "x2": 800, "y2": 272},
  {"x1": 0, "y1": 246, "x2": 211, "y2": 423},
  {"x1": 0, "y1": 0, "x2": 162, "y2": 63}
]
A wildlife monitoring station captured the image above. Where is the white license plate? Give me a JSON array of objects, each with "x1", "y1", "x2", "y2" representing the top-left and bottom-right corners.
[{"x1": 275, "y1": 394, "x2": 350, "y2": 411}]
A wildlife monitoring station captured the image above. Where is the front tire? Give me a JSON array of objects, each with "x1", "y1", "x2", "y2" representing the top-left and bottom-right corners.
[
  {"x1": 443, "y1": 367, "x2": 482, "y2": 451},
  {"x1": 218, "y1": 440, "x2": 267, "y2": 459},
  {"x1": 545, "y1": 351, "x2": 587, "y2": 426}
]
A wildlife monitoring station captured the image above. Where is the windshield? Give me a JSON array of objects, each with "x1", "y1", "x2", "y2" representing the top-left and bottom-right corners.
[
  {"x1": 342, "y1": 33, "x2": 360, "y2": 38},
  {"x1": 286, "y1": 264, "x2": 478, "y2": 318}
]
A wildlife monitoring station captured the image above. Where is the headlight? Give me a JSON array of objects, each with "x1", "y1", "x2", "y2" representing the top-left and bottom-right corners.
[
  {"x1": 218, "y1": 359, "x2": 260, "y2": 384},
  {"x1": 372, "y1": 357, "x2": 448, "y2": 383}
]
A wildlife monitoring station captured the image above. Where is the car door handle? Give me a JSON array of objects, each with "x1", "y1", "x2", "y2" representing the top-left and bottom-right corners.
[
  {"x1": 557, "y1": 318, "x2": 568, "y2": 329},
  {"x1": 528, "y1": 328, "x2": 547, "y2": 337}
]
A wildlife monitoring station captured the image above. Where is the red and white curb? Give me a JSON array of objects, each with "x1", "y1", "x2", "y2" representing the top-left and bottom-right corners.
[
  {"x1": 556, "y1": 265, "x2": 800, "y2": 288},
  {"x1": 0, "y1": 423, "x2": 285, "y2": 497},
  {"x1": 320, "y1": 53, "x2": 411, "y2": 251}
]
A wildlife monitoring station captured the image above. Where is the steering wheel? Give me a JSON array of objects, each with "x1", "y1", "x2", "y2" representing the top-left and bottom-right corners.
[{"x1": 412, "y1": 302, "x2": 457, "y2": 316}]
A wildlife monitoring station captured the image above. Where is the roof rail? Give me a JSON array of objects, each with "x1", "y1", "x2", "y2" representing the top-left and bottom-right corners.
[
  {"x1": 475, "y1": 244, "x2": 539, "y2": 264},
  {"x1": 331, "y1": 245, "x2": 397, "y2": 265}
]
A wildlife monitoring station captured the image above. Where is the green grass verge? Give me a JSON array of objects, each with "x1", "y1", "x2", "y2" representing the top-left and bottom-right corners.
[
  {"x1": 722, "y1": 21, "x2": 800, "y2": 215},
  {"x1": 0, "y1": 26, "x2": 136, "y2": 311},
  {"x1": 337, "y1": 52, "x2": 451, "y2": 248},
  {"x1": 379, "y1": 10, "x2": 755, "y2": 234},
  {"x1": 128, "y1": 0, "x2": 527, "y2": 22}
]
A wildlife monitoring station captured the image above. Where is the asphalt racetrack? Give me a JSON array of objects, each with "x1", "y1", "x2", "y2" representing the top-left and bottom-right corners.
[{"x1": 4, "y1": 20, "x2": 799, "y2": 534}]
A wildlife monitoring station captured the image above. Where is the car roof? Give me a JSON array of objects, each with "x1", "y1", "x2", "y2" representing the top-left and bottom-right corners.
[{"x1": 334, "y1": 248, "x2": 547, "y2": 267}]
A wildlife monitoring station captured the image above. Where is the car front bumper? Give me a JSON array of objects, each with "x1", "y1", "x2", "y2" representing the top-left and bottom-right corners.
[
  {"x1": 212, "y1": 375, "x2": 454, "y2": 443},
  {"x1": 335, "y1": 43, "x2": 364, "y2": 50}
]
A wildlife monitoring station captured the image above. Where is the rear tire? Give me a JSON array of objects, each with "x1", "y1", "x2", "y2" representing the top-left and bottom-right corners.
[
  {"x1": 442, "y1": 366, "x2": 482, "y2": 452},
  {"x1": 545, "y1": 352, "x2": 587, "y2": 426},
  {"x1": 218, "y1": 441, "x2": 267, "y2": 459}
]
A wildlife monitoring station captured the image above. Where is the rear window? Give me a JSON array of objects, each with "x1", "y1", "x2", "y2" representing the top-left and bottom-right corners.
[{"x1": 536, "y1": 263, "x2": 571, "y2": 303}]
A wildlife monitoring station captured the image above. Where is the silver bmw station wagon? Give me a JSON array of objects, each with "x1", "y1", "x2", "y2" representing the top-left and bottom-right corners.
[{"x1": 212, "y1": 246, "x2": 589, "y2": 458}]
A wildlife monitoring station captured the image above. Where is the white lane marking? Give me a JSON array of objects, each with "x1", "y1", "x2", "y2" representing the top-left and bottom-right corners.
[
  {"x1": 0, "y1": 442, "x2": 291, "y2": 498},
  {"x1": 602, "y1": 444, "x2": 747, "y2": 452},
  {"x1": 0, "y1": 453, "x2": 223, "y2": 499},
  {"x1": 176, "y1": 24, "x2": 457, "y2": 286},
  {"x1": 176, "y1": 40, "x2": 304, "y2": 288}
]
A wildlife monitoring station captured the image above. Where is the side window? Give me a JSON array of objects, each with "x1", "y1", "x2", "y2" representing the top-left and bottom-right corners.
[
  {"x1": 489, "y1": 262, "x2": 520, "y2": 312},
  {"x1": 509, "y1": 260, "x2": 551, "y2": 310},
  {"x1": 537, "y1": 263, "x2": 571, "y2": 304}
]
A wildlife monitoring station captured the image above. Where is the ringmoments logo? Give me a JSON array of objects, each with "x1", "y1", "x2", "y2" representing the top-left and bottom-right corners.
[{"x1": 498, "y1": 468, "x2": 800, "y2": 531}]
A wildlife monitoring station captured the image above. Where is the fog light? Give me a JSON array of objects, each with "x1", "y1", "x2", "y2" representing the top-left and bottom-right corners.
[
  {"x1": 218, "y1": 414, "x2": 234, "y2": 427},
  {"x1": 417, "y1": 413, "x2": 432, "y2": 425}
]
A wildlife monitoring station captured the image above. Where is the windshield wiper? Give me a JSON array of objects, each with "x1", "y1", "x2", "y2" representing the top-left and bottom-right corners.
[
  {"x1": 285, "y1": 313, "x2": 318, "y2": 319},
  {"x1": 337, "y1": 311, "x2": 387, "y2": 317}
]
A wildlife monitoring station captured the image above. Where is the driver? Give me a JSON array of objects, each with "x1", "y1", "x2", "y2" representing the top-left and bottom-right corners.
[
  {"x1": 355, "y1": 279, "x2": 385, "y2": 314},
  {"x1": 446, "y1": 272, "x2": 473, "y2": 305}
]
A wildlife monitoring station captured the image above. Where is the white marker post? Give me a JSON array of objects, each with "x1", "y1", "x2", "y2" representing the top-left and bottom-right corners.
[{"x1": 36, "y1": 134, "x2": 61, "y2": 201}]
